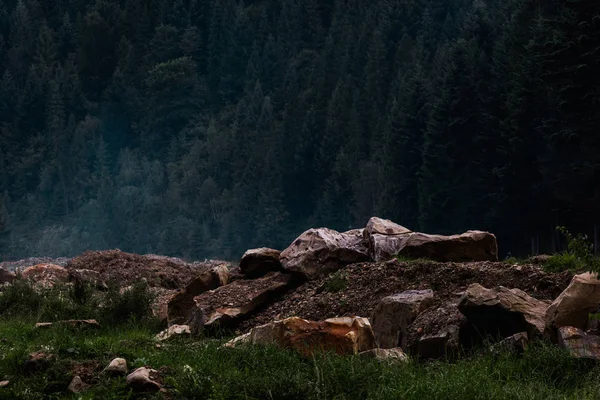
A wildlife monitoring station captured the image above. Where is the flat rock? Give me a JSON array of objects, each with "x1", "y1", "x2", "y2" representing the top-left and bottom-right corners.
[
  {"x1": 558, "y1": 326, "x2": 600, "y2": 360},
  {"x1": 545, "y1": 273, "x2": 600, "y2": 336},
  {"x1": 458, "y1": 283, "x2": 548, "y2": 339},
  {"x1": 240, "y1": 248, "x2": 282, "y2": 278},
  {"x1": 104, "y1": 358, "x2": 128, "y2": 375},
  {"x1": 126, "y1": 367, "x2": 162, "y2": 393},
  {"x1": 68, "y1": 376, "x2": 89, "y2": 393},
  {"x1": 358, "y1": 348, "x2": 409, "y2": 362},
  {"x1": 280, "y1": 228, "x2": 370, "y2": 280},
  {"x1": 155, "y1": 325, "x2": 191, "y2": 341},
  {"x1": 226, "y1": 316, "x2": 375, "y2": 357},
  {"x1": 371, "y1": 290, "x2": 435, "y2": 349}
]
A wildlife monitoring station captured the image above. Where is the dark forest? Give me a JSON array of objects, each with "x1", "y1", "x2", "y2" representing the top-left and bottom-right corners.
[{"x1": 0, "y1": 0, "x2": 598, "y2": 260}]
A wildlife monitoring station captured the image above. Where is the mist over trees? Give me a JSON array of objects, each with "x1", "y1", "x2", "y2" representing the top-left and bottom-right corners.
[{"x1": 0, "y1": 0, "x2": 598, "y2": 260}]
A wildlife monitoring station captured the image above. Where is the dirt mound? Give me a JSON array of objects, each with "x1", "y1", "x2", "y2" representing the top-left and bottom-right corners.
[
  {"x1": 238, "y1": 260, "x2": 572, "y2": 332},
  {"x1": 65, "y1": 250, "x2": 229, "y2": 289},
  {"x1": 0, "y1": 257, "x2": 71, "y2": 271}
]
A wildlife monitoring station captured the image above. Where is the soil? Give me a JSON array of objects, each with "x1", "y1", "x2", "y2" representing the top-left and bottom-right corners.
[
  {"x1": 238, "y1": 260, "x2": 572, "y2": 332},
  {"x1": 65, "y1": 250, "x2": 229, "y2": 289}
]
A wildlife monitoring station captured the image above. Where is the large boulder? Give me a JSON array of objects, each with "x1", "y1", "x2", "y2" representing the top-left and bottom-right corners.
[
  {"x1": 545, "y1": 273, "x2": 600, "y2": 335},
  {"x1": 225, "y1": 316, "x2": 376, "y2": 357},
  {"x1": 239, "y1": 248, "x2": 283, "y2": 278},
  {"x1": 399, "y1": 231, "x2": 498, "y2": 262},
  {"x1": 458, "y1": 284, "x2": 549, "y2": 339},
  {"x1": 167, "y1": 265, "x2": 230, "y2": 327},
  {"x1": 0, "y1": 267, "x2": 15, "y2": 284},
  {"x1": 371, "y1": 290, "x2": 435, "y2": 349},
  {"x1": 21, "y1": 264, "x2": 69, "y2": 287},
  {"x1": 558, "y1": 326, "x2": 600, "y2": 360},
  {"x1": 363, "y1": 217, "x2": 413, "y2": 262},
  {"x1": 196, "y1": 272, "x2": 294, "y2": 329},
  {"x1": 280, "y1": 228, "x2": 370, "y2": 280}
]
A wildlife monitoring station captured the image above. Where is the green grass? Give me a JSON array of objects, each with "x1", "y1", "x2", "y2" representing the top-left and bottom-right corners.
[
  {"x1": 1, "y1": 316, "x2": 600, "y2": 399},
  {"x1": 542, "y1": 253, "x2": 600, "y2": 273}
]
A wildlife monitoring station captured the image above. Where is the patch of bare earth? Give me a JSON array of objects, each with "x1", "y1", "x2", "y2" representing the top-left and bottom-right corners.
[{"x1": 238, "y1": 260, "x2": 572, "y2": 332}]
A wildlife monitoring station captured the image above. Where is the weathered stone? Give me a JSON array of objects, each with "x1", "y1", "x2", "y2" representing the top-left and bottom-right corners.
[
  {"x1": 545, "y1": 273, "x2": 600, "y2": 336},
  {"x1": 68, "y1": 376, "x2": 89, "y2": 393},
  {"x1": 399, "y1": 231, "x2": 498, "y2": 262},
  {"x1": 558, "y1": 326, "x2": 600, "y2": 360},
  {"x1": 458, "y1": 283, "x2": 548, "y2": 339},
  {"x1": 358, "y1": 348, "x2": 409, "y2": 363},
  {"x1": 371, "y1": 290, "x2": 435, "y2": 349},
  {"x1": 226, "y1": 316, "x2": 376, "y2": 357},
  {"x1": 365, "y1": 217, "x2": 413, "y2": 237},
  {"x1": 155, "y1": 325, "x2": 191, "y2": 341},
  {"x1": 0, "y1": 267, "x2": 15, "y2": 284},
  {"x1": 21, "y1": 264, "x2": 69, "y2": 287},
  {"x1": 280, "y1": 228, "x2": 370, "y2": 280},
  {"x1": 240, "y1": 248, "x2": 282, "y2": 278},
  {"x1": 167, "y1": 265, "x2": 230, "y2": 327},
  {"x1": 104, "y1": 358, "x2": 128, "y2": 375},
  {"x1": 126, "y1": 367, "x2": 162, "y2": 393},
  {"x1": 197, "y1": 272, "x2": 294, "y2": 329},
  {"x1": 35, "y1": 320, "x2": 100, "y2": 329},
  {"x1": 0, "y1": 381, "x2": 8, "y2": 388},
  {"x1": 490, "y1": 332, "x2": 529, "y2": 354}
]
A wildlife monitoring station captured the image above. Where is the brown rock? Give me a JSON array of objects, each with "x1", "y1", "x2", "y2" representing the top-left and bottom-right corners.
[
  {"x1": 399, "y1": 231, "x2": 498, "y2": 262},
  {"x1": 126, "y1": 367, "x2": 162, "y2": 393},
  {"x1": 545, "y1": 273, "x2": 600, "y2": 335},
  {"x1": 365, "y1": 217, "x2": 413, "y2": 237},
  {"x1": 458, "y1": 284, "x2": 548, "y2": 339},
  {"x1": 0, "y1": 267, "x2": 15, "y2": 284},
  {"x1": 226, "y1": 316, "x2": 375, "y2": 357},
  {"x1": 280, "y1": 228, "x2": 370, "y2": 280},
  {"x1": 68, "y1": 376, "x2": 89, "y2": 393},
  {"x1": 363, "y1": 217, "x2": 413, "y2": 262},
  {"x1": 198, "y1": 272, "x2": 294, "y2": 329},
  {"x1": 406, "y1": 305, "x2": 467, "y2": 359},
  {"x1": 558, "y1": 326, "x2": 600, "y2": 360},
  {"x1": 167, "y1": 265, "x2": 230, "y2": 327},
  {"x1": 371, "y1": 290, "x2": 435, "y2": 349},
  {"x1": 21, "y1": 264, "x2": 69, "y2": 287},
  {"x1": 155, "y1": 325, "x2": 191, "y2": 341},
  {"x1": 240, "y1": 248, "x2": 282, "y2": 278},
  {"x1": 358, "y1": 348, "x2": 409, "y2": 363},
  {"x1": 104, "y1": 358, "x2": 128, "y2": 375}
]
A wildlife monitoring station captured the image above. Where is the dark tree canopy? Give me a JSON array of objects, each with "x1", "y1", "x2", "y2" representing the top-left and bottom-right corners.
[{"x1": 0, "y1": 0, "x2": 598, "y2": 260}]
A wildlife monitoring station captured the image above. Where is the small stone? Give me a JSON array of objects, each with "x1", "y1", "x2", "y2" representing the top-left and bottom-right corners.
[
  {"x1": 104, "y1": 358, "x2": 128, "y2": 375},
  {"x1": 126, "y1": 367, "x2": 162, "y2": 393},
  {"x1": 0, "y1": 381, "x2": 9, "y2": 388},
  {"x1": 358, "y1": 348, "x2": 409, "y2": 363},
  {"x1": 68, "y1": 376, "x2": 89, "y2": 393},
  {"x1": 155, "y1": 325, "x2": 191, "y2": 341}
]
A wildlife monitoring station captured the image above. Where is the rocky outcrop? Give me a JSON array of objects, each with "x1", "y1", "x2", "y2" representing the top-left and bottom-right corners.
[
  {"x1": 196, "y1": 272, "x2": 294, "y2": 329},
  {"x1": 104, "y1": 358, "x2": 128, "y2": 375},
  {"x1": 155, "y1": 325, "x2": 191, "y2": 341},
  {"x1": 358, "y1": 348, "x2": 409, "y2": 363},
  {"x1": 371, "y1": 290, "x2": 435, "y2": 349},
  {"x1": 557, "y1": 326, "x2": 600, "y2": 360},
  {"x1": 226, "y1": 316, "x2": 376, "y2": 357},
  {"x1": 0, "y1": 267, "x2": 15, "y2": 284},
  {"x1": 280, "y1": 228, "x2": 370, "y2": 280},
  {"x1": 126, "y1": 367, "x2": 162, "y2": 393},
  {"x1": 167, "y1": 265, "x2": 230, "y2": 327},
  {"x1": 399, "y1": 231, "x2": 498, "y2": 262},
  {"x1": 458, "y1": 284, "x2": 548, "y2": 339},
  {"x1": 240, "y1": 248, "x2": 282, "y2": 278},
  {"x1": 545, "y1": 273, "x2": 600, "y2": 336},
  {"x1": 21, "y1": 264, "x2": 69, "y2": 287},
  {"x1": 406, "y1": 305, "x2": 467, "y2": 359}
]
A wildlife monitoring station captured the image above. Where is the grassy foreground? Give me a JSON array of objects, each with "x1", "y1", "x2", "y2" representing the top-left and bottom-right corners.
[{"x1": 1, "y1": 317, "x2": 600, "y2": 400}]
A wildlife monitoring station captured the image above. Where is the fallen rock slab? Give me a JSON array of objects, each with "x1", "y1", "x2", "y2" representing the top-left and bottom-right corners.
[
  {"x1": 371, "y1": 290, "x2": 435, "y2": 349},
  {"x1": 156, "y1": 325, "x2": 191, "y2": 341},
  {"x1": 545, "y1": 273, "x2": 600, "y2": 336},
  {"x1": 358, "y1": 348, "x2": 409, "y2": 363},
  {"x1": 104, "y1": 358, "x2": 128, "y2": 375},
  {"x1": 399, "y1": 231, "x2": 498, "y2": 262},
  {"x1": 226, "y1": 316, "x2": 376, "y2": 356},
  {"x1": 240, "y1": 248, "x2": 283, "y2": 278},
  {"x1": 458, "y1": 283, "x2": 548, "y2": 339},
  {"x1": 126, "y1": 367, "x2": 162, "y2": 393},
  {"x1": 558, "y1": 326, "x2": 600, "y2": 360},
  {"x1": 280, "y1": 228, "x2": 370, "y2": 280}
]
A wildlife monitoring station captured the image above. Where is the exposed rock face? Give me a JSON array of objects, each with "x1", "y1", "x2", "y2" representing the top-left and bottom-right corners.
[
  {"x1": 104, "y1": 358, "x2": 128, "y2": 375},
  {"x1": 21, "y1": 264, "x2": 69, "y2": 287},
  {"x1": 358, "y1": 348, "x2": 409, "y2": 363},
  {"x1": 167, "y1": 265, "x2": 230, "y2": 327},
  {"x1": 406, "y1": 305, "x2": 467, "y2": 359},
  {"x1": 0, "y1": 267, "x2": 15, "y2": 284},
  {"x1": 126, "y1": 367, "x2": 162, "y2": 393},
  {"x1": 399, "y1": 231, "x2": 498, "y2": 262},
  {"x1": 240, "y1": 248, "x2": 282, "y2": 278},
  {"x1": 68, "y1": 376, "x2": 89, "y2": 393},
  {"x1": 226, "y1": 316, "x2": 376, "y2": 357},
  {"x1": 371, "y1": 290, "x2": 435, "y2": 349},
  {"x1": 364, "y1": 217, "x2": 413, "y2": 262},
  {"x1": 558, "y1": 326, "x2": 600, "y2": 360},
  {"x1": 155, "y1": 325, "x2": 191, "y2": 341},
  {"x1": 458, "y1": 284, "x2": 548, "y2": 339},
  {"x1": 280, "y1": 228, "x2": 370, "y2": 280},
  {"x1": 545, "y1": 273, "x2": 600, "y2": 335},
  {"x1": 34, "y1": 320, "x2": 100, "y2": 329},
  {"x1": 196, "y1": 272, "x2": 294, "y2": 329}
]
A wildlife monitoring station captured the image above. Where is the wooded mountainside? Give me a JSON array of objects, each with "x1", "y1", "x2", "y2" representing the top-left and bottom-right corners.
[{"x1": 0, "y1": 0, "x2": 598, "y2": 260}]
